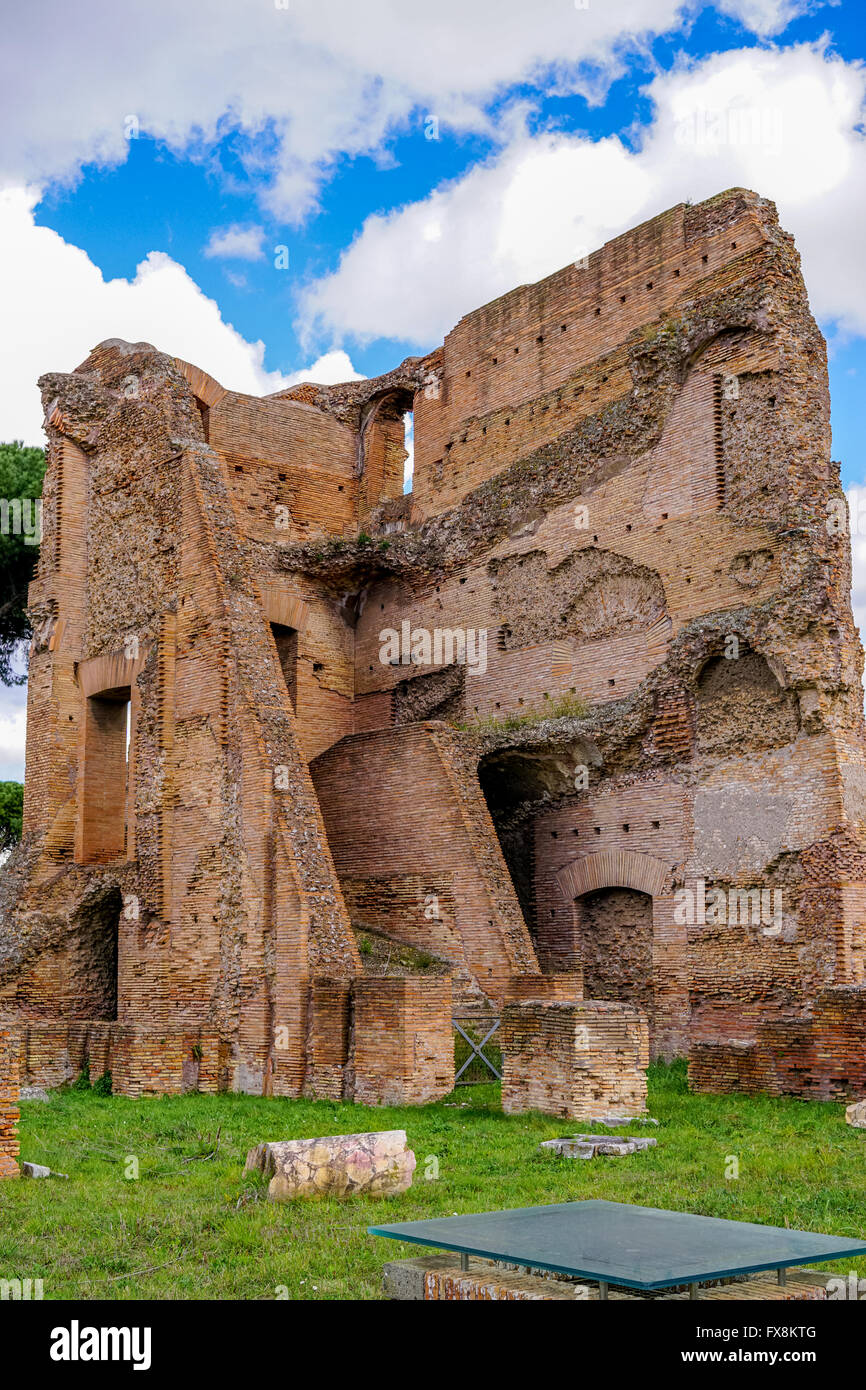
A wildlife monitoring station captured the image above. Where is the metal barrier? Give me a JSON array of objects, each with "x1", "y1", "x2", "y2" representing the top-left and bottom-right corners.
[{"x1": 453, "y1": 1016, "x2": 501, "y2": 1085}]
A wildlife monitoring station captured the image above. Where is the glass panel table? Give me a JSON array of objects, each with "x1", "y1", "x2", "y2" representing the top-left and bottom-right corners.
[{"x1": 369, "y1": 1199, "x2": 866, "y2": 1298}]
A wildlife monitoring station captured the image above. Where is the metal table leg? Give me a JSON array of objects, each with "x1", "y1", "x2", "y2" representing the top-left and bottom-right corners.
[
  {"x1": 778, "y1": 1267, "x2": 786, "y2": 1287},
  {"x1": 460, "y1": 1253, "x2": 469, "y2": 1272},
  {"x1": 598, "y1": 1280, "x2": 608, "y2": 1300},
  {"x1": 690, "y1": 1283, "x2": 699, "y2": 1299}
]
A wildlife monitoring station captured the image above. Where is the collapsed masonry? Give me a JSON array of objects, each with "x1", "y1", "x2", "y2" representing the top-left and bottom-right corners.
[{"x1": 1, "y1": 186, "x2": 865, "y2": 1108}]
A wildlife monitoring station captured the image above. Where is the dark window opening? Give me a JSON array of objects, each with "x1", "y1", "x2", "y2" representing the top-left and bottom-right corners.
[
  {"x1": 195, "y1": 398, "x2": 210, "y2": 442},
  {"x1": 272, "y1": 624, "x2": 298, "y2": 710},
  {"x1": 575, "y1": 886, "x2": 654, "y2": 1038},
  {"x1": 78, "y1": 687, "x2": 131, "y2": 865},
  {"x1": 72, "y1": 885, "x2": 123, "y2": 1021}
]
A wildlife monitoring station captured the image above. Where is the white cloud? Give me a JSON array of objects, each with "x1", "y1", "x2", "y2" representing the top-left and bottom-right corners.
[
  {"x1": 299, "y1": 42, "x2": 866, "y2": 348},
  {"x1": 203, "y1": 224, "x2": 266, "y2": 260},
  {"x1": 0, "y1": 188, "x2": 364, "y2": 445},
  {"x1": 0, "y1": 2, "x2": 825, "y2": 222},
  {"x1": 714, "y1": 0, "x2": 830, "y2": 36},
  {"x1": 0, "y1": 702, "x2": 26, "y2": 783},
  {"x1": 279, "y1": 350, "x2": 365, "y2": 388},
  {"x1": 848, "y1": 486, "x2": 866, "y2": 642}
]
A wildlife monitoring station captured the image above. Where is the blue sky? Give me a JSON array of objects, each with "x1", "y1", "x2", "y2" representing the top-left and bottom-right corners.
[
  {"x1": 0, "y1": 0, "x2": 865, "y2": 776},
  {"x1": 26, "y1": 2, "x2": 866, "y2": 409}
]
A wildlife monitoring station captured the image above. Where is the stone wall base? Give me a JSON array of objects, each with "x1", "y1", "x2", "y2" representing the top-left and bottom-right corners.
[
  {"x1": 16, "y1": 1022, "x2": 226, "y2": 1097},
  {"x1": 12, "y1": 976, "x2": 456, "y2": 1105}
]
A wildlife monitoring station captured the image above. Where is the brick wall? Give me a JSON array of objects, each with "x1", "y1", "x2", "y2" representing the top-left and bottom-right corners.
[
  {"x1": 413, "y1": 193, "x2": 767, "y2": 512},
  {"x1": 352, "y1": 977, "x2": 454, "y2": 1105},
  {"x1": 311, "y1": 723, "x2": 539, "y2": 1005},
  {"x1": 0, "y1": 1028, "x2": 19, "y2": 1178},
  {"x1": 16, "y1": 1021, "x2": 226, "y2": 1096},
  {"x1": 689, "y1": 988, "x2": 866, "y2": 1100},
  {"x1": 353, "y1": 363, "x2": 780, "y2": 729}
]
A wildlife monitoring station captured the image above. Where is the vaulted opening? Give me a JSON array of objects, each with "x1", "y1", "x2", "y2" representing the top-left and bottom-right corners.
[
  {"x1": 360, "y1": 388, "x2": 414, "y2": 508},
  {"x1": 695, "y1": 648, "x2": 799, "y2": 755},
  {"x1": 403, "y1": 409, "x2": 414, "y2": 494},
  {"x1": 575, "y1": 886, "x2": 654, "y2": 1035},
  {"x1": 476, "y1": 746, "x2": 592, "y2": 947},
  {"x1": 70, "y1": 884, "x2": 123, "y2": 1021}
]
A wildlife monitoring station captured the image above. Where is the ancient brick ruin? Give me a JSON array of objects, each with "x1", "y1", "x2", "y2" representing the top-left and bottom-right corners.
[
  {"x1": 0, "y1": 1029, "x2": 20, "y2": 1177},
  {"x1": 1, "y1": 186, "x2": 865, "y2": 1108}
]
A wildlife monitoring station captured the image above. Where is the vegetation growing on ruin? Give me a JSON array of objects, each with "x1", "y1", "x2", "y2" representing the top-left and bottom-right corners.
[
  {"x1": 453, "y1": 691, "x2": 590, "y2": 732},
  {"x1": 352, "y1": 926, "x2": 447, "y2": 976},
  {"x1": 3, "y1": 1062, "x2": 863, "y2": 1301}
]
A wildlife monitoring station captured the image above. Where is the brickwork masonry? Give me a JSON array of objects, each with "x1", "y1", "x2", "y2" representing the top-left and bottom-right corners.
[
  {"x1": 0, "y1": 1028, "x2": 20, "y2": 1178},
  {"x1": 2, "y1": 188, "x2": 865, "y2": 1106}
]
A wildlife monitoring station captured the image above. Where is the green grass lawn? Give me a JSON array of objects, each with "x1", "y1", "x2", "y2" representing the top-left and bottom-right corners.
[{"x1": 1, "y1": 1061, "x2": 864, "y2": 1300}]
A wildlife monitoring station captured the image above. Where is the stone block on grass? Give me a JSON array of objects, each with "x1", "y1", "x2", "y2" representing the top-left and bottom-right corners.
[
  {"x1": 245, "y1": 1129, "x2": 416, "y2": 1201},
  {"x1": 846, "y1": 1100, "x2": 866, "y2": 1128},
  {"x1": 539, "y1": 1134, "x2": 657, "y2": 1159}
]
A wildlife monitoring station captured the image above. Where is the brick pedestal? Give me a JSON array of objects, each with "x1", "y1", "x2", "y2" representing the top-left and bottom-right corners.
[
  {"x1": 383, "y1": 1255, "x2": 828, "y2": 1301},
  {"x1": 501, "y1": 999, "x2": 649, "y2": 1120}
]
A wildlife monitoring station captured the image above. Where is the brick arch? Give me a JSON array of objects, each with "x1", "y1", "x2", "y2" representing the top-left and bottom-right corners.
[
  {"x1": 681, "y1": 323, "x2": 754, "y2": 375},
  {"x1": 172, "y1": 358, "x2": 227, "y2": 409},
  {"x1": 259, "y1": 584, "x2": 309, "y2": 633},
  {"x1": 555, "y1": 849, "x2": 670, "y2": 902},
  {"x1": 77, "y1": 646, "x2": 150, "y2": 698}
]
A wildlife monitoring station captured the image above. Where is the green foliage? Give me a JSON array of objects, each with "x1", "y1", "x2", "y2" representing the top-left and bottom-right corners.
[
  {"x1": 0, "y1": 441, "x2": 45, "y2": 685},
  {"x1": 6, "y1": 1062, "x2": 863, "y2": 1300},
  {"x1": 357, "y1": 935, "x2": 373, "y2": 956},
  {"x1": 546, "y1": 691, "x2": 589, "y2": 720},
  {"x1": 0, "y1": 780, "x2": 23, "y2": 850},
  {"x1": 70, "y1": 1063, "x2": 112, "y2": 1095}
]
